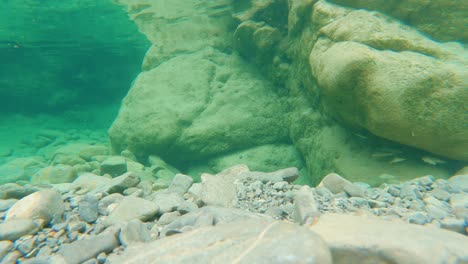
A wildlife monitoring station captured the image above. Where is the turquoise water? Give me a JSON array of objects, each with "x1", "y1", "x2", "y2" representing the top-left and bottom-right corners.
[{"x1": 0, "y1": 0, "x2": 466, "y2": 187}]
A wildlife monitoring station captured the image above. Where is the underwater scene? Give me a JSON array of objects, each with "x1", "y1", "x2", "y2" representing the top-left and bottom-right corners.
[{"x1": 0, "y1": 0, "x2": 467, "y2": 263}]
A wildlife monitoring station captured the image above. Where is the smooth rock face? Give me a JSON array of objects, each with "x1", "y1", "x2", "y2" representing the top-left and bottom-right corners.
[
  {"x1": 5, "y1": 189, "x2": 64, "y2": 225},
  {"x1": 310, "y1": 213, "x2": 468, "y2": 264},
  {"x1": 108, "y1": 219, "x2": 332, "y2": 264},
  {"x1": 309, "y1": 7, "x2": 467, "y2": 161}
]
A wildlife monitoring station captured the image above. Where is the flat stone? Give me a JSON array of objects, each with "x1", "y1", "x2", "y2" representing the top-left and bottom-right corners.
[
  {"x1": 293, "y1": 185, "x2": 320, "y2": 224},
  {"x1": 108, "y1": 219, "x2": 332, "y2": 264},
  {"x1": 0, "y1": 219, "x2": 40, "y2": 241},
  {"x1": 98, "y1": 193, "x2": 124, "y2": 216},
  {"x1": 430, "y1": 188, "x2": 450, "y2": 202},
  {"x1": 310, "y1": 213, "x2": 468, "y2": 264},
  {"x1": 439, "y1": 218, "x2": 466, "y2": 234},
  {"x1": 239, "y1": 167, "x2": 300, "y2": 184},
  {"x1": 158, "y1": 212, "x2": 181, "y2": 226},
  {"x1": 200, "y1": 172, "x2": 237, "y2": 208},
  {"x1": 152, "y1": 192, "x2": 184, "y2": 214},
  {"x1": 167, "y1": 174, "x2": 193, "y2": 195},
  {"x1": 6, "y1": 189, "x2": 64, "y2": 225},
  {"x1": 318, "y1": 173, "x2": 357, "y2": 195},
  {"x1": 106, "y1": 172, "x2": 141, "y2": 194},
  {"x1": 450, "y1": 193, "x2": 468, "y2": 209},
  {"x1": 73, "y1": 173, "x2": 112, "y2": 191},
  {"x1": 109, "y1": 196, "x2": 159, "y2": 222},
  {"x1": 119, "y1": 219, "x2": 152, "y2": 246},
  {"x1": 100, "y1": 156, "x2": 127, "y2": 177},
  {"x1": 57, "y1": 232, "x2": 119, "y2": 264},
  {"x1": 78, "y1": 194, "x2": 99, "y2": 223}
]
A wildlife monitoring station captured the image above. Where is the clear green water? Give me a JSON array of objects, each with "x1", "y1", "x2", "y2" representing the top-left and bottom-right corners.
[{"x1": 0, "y1": 0, "x2": 465, "y2": 187}]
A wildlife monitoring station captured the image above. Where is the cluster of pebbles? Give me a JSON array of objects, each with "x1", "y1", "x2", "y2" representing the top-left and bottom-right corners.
[{"x1": 0, "y1": 161, "x2": 466, "y2": 263}]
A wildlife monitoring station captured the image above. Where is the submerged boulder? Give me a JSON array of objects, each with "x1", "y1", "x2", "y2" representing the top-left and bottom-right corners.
[{"x1": 309, "y1": 8, "x2": 468, "y2": 161}]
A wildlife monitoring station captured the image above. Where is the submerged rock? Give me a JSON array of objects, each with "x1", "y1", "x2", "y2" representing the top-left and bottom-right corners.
[
  {"x1": 5, "y1": 189, "x2": 64, "y2": 225},
  {"x1": 108, "y1": 218, "x2": 332, "y2": 264}
]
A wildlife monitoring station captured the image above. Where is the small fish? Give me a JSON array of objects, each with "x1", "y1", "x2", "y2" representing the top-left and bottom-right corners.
[
  {"x1": 353, "y1": 133, "x2": 368, "y2": 140},
  {"x1": 421, "y1": 156, "x2": 446, "y2": 166},
  {"x1": 389, "y1": 157, "x2": 406, "y2": 164}
]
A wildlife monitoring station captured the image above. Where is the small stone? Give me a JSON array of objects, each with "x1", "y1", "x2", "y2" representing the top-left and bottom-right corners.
[
  {"x1": 67, "y1": 221, "x2": 87, "y2": 233},
  {"x1": 417, "y1": 175, "x2": 434, "y2": 187},
  {"x1": 450, "y1": 193, "x2": 468, "y2": 209},
  {"x1": 407, "y1": 212, "x2": 427, "y2": 225},
  {"x1": 0, "y1": 219, "x2": 40, "y2": 241},
  {"x1": 368, "y1": 200, "x2": 387, "y2": 208},
  {"x1": 100, "y1": 156, "x2": 127, "y2": 177},
  {"x1": 96, "y1": 252, "x2": 107, "y2": 264},
  {"x1": 439, "y1": 218, "x2": 466, "y2": 234},
  {"x1": 120, "y1": 149, "x2": 136, "y2": 161},
  {"x1": 272, "y1": 181, "x2": 288, "y2": 190},
  {"x1": 158, "y1": 212, "x2": 182, "y2": 226},
  {"x1": 98, "y1": 193, "x2": 124, "y2": 216},
  {"x1": 15, "y1": 236, "x2": 36, "y2": 255},
  {"x1": 78, "y1": 195, "x2": 99, "y2": 223},
  {"x1": 318, "y1": 173, "x2": 352, "y2": 195},
  {"x1": 343, "y1": 183, "x2": 366, "y2": 198},
  {"x1": 177, "y1": 201, "x2": 198, "y2": 214},
  {"x1": 387, "y1": 186, "x2": 400, "y2": 197},
  {"x1": 123, "y1": 188, "x2": 143, "y2": 197},
  {"x1": 57, "y1": 232, "x2": 119, "y2": 264},
  {"x1": 109, "y1": 196, "x2": 159, "y2": 222},
  {"x1": 425, "y1": 204, "x2": 449, "y2": 220},
  {"x1": 168, "y1": 174, "x2": 194, "y2": 195},
  {"x1": 153, "y1": 192, "x2": 184, "y2": 214},
  {"x1": 399, "y1": 184, "x2": 422, "y2": 200},
  {"x1": 293, "y1": 186, "x2": 320, "y2": 224},
  {"x1": 119, "y1": 219, "x2": 152, "y2": 246},
  {"x1": 106, "y1": 172, "x2": 141, "y2": 194},
  {"x1": 430, "y1": 188, "x2": 450, "y2": 202}
]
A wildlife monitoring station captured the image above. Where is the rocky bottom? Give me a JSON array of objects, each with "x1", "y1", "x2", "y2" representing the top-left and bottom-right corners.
[{"x1": 0, "y1": 164, "x2": 467, "y2": 264}]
